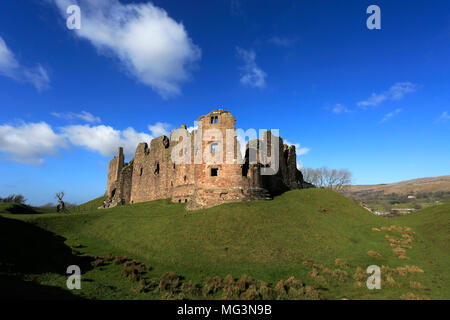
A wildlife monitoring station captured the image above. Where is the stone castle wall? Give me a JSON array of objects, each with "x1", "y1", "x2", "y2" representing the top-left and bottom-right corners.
[{"x1": 104, "y1": 109, "x2": 312, "y2": 210}]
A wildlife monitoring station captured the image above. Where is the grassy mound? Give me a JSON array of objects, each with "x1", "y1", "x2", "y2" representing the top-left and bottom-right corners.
[
  {"x1": 1, "y1": 189, "x2": 448, "y2": 300},
  {"x1": 69, "y1": 195, "x2": 107, "y2": 213}
]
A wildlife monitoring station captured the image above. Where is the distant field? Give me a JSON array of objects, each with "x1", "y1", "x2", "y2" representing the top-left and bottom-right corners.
[
  {"x1": 343, "y1": 176, "x2": 450, "y2": 213},
  {"x1": 0, "y1": 189, "x2": 449, "y2": 300}
]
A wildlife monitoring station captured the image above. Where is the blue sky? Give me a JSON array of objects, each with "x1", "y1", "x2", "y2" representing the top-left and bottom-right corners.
[{"x1": 0, "y1": 0, "x2": 449, "y2": 205}]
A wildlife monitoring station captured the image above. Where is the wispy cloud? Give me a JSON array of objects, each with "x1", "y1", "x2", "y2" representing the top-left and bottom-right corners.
[
  {"x1": 51, "y1": 0, "x2": 201, "y2": 98},
  {"x1": 230, "y1": 0, "x2": 244, "y2": 17},
  {"x1": 236, "y1": 47, "x2": 267, "y2": 88},
  {"x1": 148, "y1": 122, "x2": 171, "y2": 137},
  {"x1": 379, "y1": 108, "x2": 402, "y2": 123},
  {"x1": 51, "y1": 111, "x2": 101, "y2": 123},
  {"x1": 357, "y1": 82, "x2": 417, "y2": 107},
  {"x1": 332, "y1": 104, "x2": 351, "y2": 114},
  {"x1": 268, "y1": 36, "x2": 296, "y2": 47},
  {"x1": 435, "y1": 111, "x2": 450, "y2": 123},
  {"x1": 0, "y1": 36, "x2": 50, "y2": 91}
]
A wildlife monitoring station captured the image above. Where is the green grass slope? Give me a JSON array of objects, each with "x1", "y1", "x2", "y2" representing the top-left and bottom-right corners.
[
  {"x1": 1, "y1": 189, "x2": 448, "y2": 300},
  {"x1": 68, "y1": 195, "x2": 107, "y2": 213}
]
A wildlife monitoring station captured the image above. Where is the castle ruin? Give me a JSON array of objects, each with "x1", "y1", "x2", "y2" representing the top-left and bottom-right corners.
[{"x1": 104, "y1": 109, "x2": 312, "y2": 210}]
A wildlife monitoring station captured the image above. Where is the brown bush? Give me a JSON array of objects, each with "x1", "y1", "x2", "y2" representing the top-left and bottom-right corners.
[
  {"x1": 132, "y1": 279, "x2": 147, "y2": 293},
  {"x1": 274, "y1": 280, "x2": 288, "y2": 300},
  {"x1": 400, "y1": 292, "x2": 430, "y2": 300},
  {"x1": 147, "y1": 277, "x2": 160, "y2": 290},
  {"x1": 405, "y1": 265, "x2": 424, "y2": 273},
  {"x1": 367, "y1": 250, "x2": 381, "y2": 257},
  {"x1": 236, "y1": 274, "x2": 253, "y2": 292},
  {"x1": 241, "y1": 284, "x2": 261, "y2": 300},
  {"x1": 304, "y1": 286, "x2": 320, "y2": 300},
  {"x1": 302, "y1": 260, "x2": 315, "y2": 268},
  {"x1": 334, "y1": 258, "x2": 349, "y2": 269},
  {"x1": 384, "y1": 276, "x2": 397, "y2": 287},
  {"x1": 353, "y1": 267, "x2": 366, "y2": 281},
  {"x1": 181, "y1": 280, "x2": 202, "y2": 297},
  {"x1": 100, "y1": 253, "x2": 115, "y2": 261},
  {"x1": 259, "y1": 282, "x2": 275, "y2": 300},
  {"x1": 114, "y1": 256, "x2": 129, "y2": 265},
  {"x1": 202, "y1": 276, "x2": 223, "y2": 296},
  {"x1": 331, "y1": 269, "x2": 348, "y2": 283},
  {"x1": 159, "y1": 272, "x2": 180, "y2": 293}
]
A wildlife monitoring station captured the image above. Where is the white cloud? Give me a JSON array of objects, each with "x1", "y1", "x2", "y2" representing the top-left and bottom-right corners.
[
  {"x1": 436, "y1": 111, "x2": 450, "y2": 123},
  {"x1": 0, "y1": 122, "x2": 67, "y2": 165},
  {"x1": 0, "y1": 118, "x2": 174, "y2": 164},
  {"x1": 379, "y1": 108, "x2": 402, "y2": 123},
  {"x1": 148, "y1": 122, "x2": 171, "y2": 137},
  {"x1": 60, "y1": 124, "x2": 152, "y2": 158},
  {"x1": 0, "y1": 36, "x2": 50, "y2": 91},
  {"x1": 332, "y1": 103, "x2": 350, "y2": 114},
  {"x1": 51, "y1": 111, "x2": 101, "y2": 123},
  {"x1": 357, "y1": 82, "x2": 416, "y2": 107},
  {"x1": 236, "y1": 47, "x2": 267, "y2": 88},
  {"x1": 51, "y1": 0, "x2": 201, "y2": 98},
  {"x1": 284, "y1": 140, "x2": 310, "y2": 156}
]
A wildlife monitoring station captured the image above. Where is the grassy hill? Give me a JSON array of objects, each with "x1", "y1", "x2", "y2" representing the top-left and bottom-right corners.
[{"x1": 0, "y1": 189, "x2": 448, "y2": 300}]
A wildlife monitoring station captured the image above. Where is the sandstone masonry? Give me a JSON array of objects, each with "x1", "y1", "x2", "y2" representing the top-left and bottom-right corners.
[{"x1": 104, "y1": 110, "x2": 312, "y2": 210}]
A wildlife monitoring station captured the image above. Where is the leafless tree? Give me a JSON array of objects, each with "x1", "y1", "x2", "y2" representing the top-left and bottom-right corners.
[
  {"x1": 302, "y1": 167, "x2": 352, "y2": 191},
  {"x1": 0, "y1": 194, "x2": 27, "y2": 204},
  {"x1": 55, "y1": 191, "x2": 66, "y2": 213}
]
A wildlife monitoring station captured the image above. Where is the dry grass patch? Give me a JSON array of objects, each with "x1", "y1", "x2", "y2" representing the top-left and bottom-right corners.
[
  {"x1": 400, "y1": 292, "x2": 430, "y2": 300},
  {"x1": 367, "y1": 250, "x2": 381, "y2": 257},
  {"x1": 334, "y1": 258, "x2": 349, "y2": 268}
]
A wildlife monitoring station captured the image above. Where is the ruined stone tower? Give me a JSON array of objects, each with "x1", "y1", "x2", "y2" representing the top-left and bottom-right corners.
[{"x1": 104, "y1": 109, "x2": 312, "y2": 210}]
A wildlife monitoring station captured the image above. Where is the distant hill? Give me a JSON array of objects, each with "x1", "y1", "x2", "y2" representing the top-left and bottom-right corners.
[
  {"x1": 342, "y1": 176, "x2": 450, "y2": 213},
  {"x1": 347, "y1": 175, "x2": 450, "y2": 195}
]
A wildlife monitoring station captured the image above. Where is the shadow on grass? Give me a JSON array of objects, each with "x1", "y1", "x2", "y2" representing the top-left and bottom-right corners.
[
  {"x1": 0, "y1": 216, "x2": 94, "y2": 299},
  {"x1": 5, "y1": 204, "x2": 47, "y2": 215},
  {"x1": 0, "y1": 275, "x2": 84, "y2": 300}
]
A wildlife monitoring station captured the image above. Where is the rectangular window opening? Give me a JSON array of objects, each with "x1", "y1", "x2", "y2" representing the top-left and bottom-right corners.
[
  {"x1": 211, "y1": 168, "x2": 219, "y2": 176},
  {"x1": 211, "y1": 143, "x2": 218, "y2": 154}
]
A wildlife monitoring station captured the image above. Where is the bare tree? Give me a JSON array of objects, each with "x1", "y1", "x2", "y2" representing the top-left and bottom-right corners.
[
  {"x1": 0, "y1": 194, "x2": 27, "y2": 204},
  {"x1": 302, "y1": 167, "x2": 352, "y2": 191},
  {"x1": 55, "y1": 191, "x2": 65, "y2": 213}
]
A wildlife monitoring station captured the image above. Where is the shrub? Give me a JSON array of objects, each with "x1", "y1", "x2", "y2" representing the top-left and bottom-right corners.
[
  {"x1": 159, "y1": 272, "x2": 180, "y2": 293},
  {"x1": 334, "y1": 258, "x2": 349, "y2": 268},
  {"x1": 202, "y1": 276, "x2": 223, "y2": 296}
]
